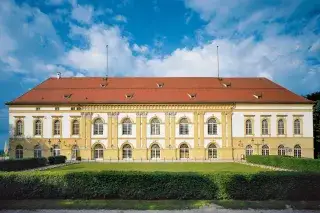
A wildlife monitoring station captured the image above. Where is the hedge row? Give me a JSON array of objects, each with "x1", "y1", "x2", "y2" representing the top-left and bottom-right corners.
[
  {"x1": 0, "y1": 158, "x2": 47, "y2": 171},
  {"x1": 48, "y1": 156, "x2": 67, "y2": 165},
  {"x1": 1, "y1": 171, "x2": 320, "y2": 200},
  {"x1": 246, "y1": 155, "x2": 320, "y2": 172}
]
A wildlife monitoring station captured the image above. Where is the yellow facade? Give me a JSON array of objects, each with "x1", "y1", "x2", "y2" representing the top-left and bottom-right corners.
[{"x1": 8, "y1": 103, "x2": 314, "y2": 160}]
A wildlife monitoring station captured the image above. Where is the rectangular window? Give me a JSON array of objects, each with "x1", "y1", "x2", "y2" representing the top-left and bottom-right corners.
[
  {"x1": 36, "y1": 107, "x2": 40, "y2": 111},
  {"x1": 179, "y1": 124, "x2": 189, "y2": 135}
]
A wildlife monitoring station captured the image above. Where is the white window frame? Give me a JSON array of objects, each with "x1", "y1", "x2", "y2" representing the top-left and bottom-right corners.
[
  {"x1": 53, "y1": 145, "x2": 60, "y2": 156},
  {"x1": 179, "y1": 118, "x2": 189, "y2": 135},
  {"x1": 245, "y1": 145, "x2": 253, "y2": 156},
  {"x1": 53, "y1": 120, "x2": 61, "y2": 135},
  {"x1": 261, "y1": 119, "x2": 268, "y2": 135},
  {"x1": 208, "y1": 118, "x2": 217, "y2": 135},
  {"x1": 278, "y1": 145, "x2": 286, "y2": 156},
  {"x1": 261, "y1": 145, "x2": 269, "y2": 156},
  {"x1": 278, "y1": 119, "x2": 285, "y2": 135},
  {"x1": 34, "y1": 145, "x2": 42, "y2": 158},
  {"x1": 15, "y1": 145, "x2": 23, "y2": 159},
  {"x1": 208, "y1": 144, "x2": 217, "y2": 159},
  {"x1": 245, "y1": 119, "x2": 252, "y2": 135},
  {"x1": 151, "y1": 144, "x2": 160, "y2": 159},
  {"x1": 122, "y1": 144, "x2": 132, "y2": 159},
  {"x1": 35, "y1": 120, "x2": 42, "y2": 136},
  {"x1": 294, "y1": 145, "x2": 301, "y2": 158},
  {"x1": 150, "y1": 119, "x2": 160, "y2": 135},
  {"x1": 94, "y1": 144, "x2": 104, "y2": 160},
  {"x1": 179, "y1": 144, "x2": 189, "y2": 159},
  {"x1": 93, "y1": 119, "x2": 104, "y2": 135},
  {"x1": 72, "y1": 120, "x2": 80, "y2": 135},
  {"x1": 294, "y1": 119, "x2": 301, "y2": 135},
  {"x1": 122, "y1": 119, "x2": 132, "y2": 135},
  {"x1": 16, "y1": 120, "x2": 23, "y2": 136}
]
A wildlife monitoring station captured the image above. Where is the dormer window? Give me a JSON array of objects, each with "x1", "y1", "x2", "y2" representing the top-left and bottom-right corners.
[
  {"x1": 253, "y1": 93, "x2": 262, "y2": 99},
  {"x1": 188, "y1": 93, "x2": 197, "y2": 99},
  {"x1": 100, "y1": 83, "x2": 107, "y2": 88},
  {"x1": 125, "y1": 93, "x2": 134, "y2": 99},
  {"x1": 64, "y1": 94, "x2": 72, "y2": 99},
  {"x1": 55, "y1": 107, "x2": 59, "y2": 111},
  {"x1": 157, "y1": 83, "x2": 164, "y2": 88},
  {"x1": 222, "y1": 82, "x2": 231, "y2": 87}
]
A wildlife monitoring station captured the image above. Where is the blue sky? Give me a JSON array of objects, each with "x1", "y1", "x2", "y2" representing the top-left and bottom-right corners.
[{"x1": 0, "y1": 0, "x2": 319, "y2": 148}]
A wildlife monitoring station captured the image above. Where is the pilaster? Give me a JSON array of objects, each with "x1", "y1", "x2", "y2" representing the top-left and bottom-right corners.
[
  {"x1": 227, "y1": 112, "x2": 232, "y2": 148},
  {"x1": 81, "y1": 112, "x2": 92, "y2": 148},
  {"x1": 221, "y1": 112, "x2": 226, "y2": 147},
  {"x1": 140, "y1": 112, "x2": 148, "y2": 148},
  {"x1": 165, "y1": 112, "x2": 170, "y2": 148},
  {"x1": 107, "y1": 113, "x2": 113, "y2": 148},
  {"x1": 169, "y1": 112, "x2": 176, "y2": 148},
  {"x1": 136, "y1": 113, "x2": 141, "y2": 148},
  {"x1": 193, "y1": 112, "x2": 198, "y2": 147},
  {"x1": 198, "y1": 112, "x2": 204, "y2": 147},
  {"x1": 111, "y1": 112, "x2": 119, "y2": 149}
]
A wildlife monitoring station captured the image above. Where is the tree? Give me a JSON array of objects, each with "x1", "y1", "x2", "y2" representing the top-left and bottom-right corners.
[{"x1": 305, "y1": 92, "x2": 320, "y2": 158}]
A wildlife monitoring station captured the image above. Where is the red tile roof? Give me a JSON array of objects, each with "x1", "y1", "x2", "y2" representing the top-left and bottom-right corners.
[{"x1": 6, "y1": 77, "x2": 313, "y2": 105}]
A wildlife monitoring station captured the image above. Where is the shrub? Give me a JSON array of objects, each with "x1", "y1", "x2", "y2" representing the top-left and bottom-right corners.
[
  {"x1": 246, "y1": 155, "x2": 320, "y2": 172},
  {"x1": 48, "y1": 156, "x2": 66, "y2": 165},
  {"x1": 76, "y1": 156, "x2": 81, "y2": 161},
  {"x1": 0, "y1": 158, "x2": 47, "y2": 171},
  {"x1": 0, "y1": 171, "x2": 320, "y2": 200}
]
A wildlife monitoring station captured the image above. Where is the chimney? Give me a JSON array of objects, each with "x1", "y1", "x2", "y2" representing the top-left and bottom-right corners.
[{"x1": 57, "y1": 72, "x2": 61, "y2": 79}]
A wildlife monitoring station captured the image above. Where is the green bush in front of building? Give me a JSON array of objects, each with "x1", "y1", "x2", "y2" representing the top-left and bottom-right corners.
[
  {"x1": 246, "y1": 155, "x2": 320, "y2": 172},
  {"x1": 1, "y1": 171, "x2": 320, "y2": 200},
  {"x1": 0, "y1": 158, "x2": 47, "y2": 171},
  {"x1": 48, "y1": 156, "x2": 67, "y2": 165}
]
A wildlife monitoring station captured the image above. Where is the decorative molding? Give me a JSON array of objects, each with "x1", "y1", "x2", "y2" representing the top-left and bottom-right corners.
[
  {"x1": 82, "y1": 104, "x2": 234, "y2": 111},
  {"x1": 81, "y1": 112, "x2": 93, "y2": 118},
  {"x1": 136, "y1": 112, "x2": 148, "y2": 117},
  {"x1": 107, "y1": 112, "x2": 120, "y2": 117}
]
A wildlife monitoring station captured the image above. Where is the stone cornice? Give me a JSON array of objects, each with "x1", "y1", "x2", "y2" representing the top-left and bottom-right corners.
[{"x1": 83, "y1": 104, "x2": 234, "y2": 111}]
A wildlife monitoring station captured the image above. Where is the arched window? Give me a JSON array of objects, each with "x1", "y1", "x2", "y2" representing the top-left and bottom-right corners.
[
  {"x1": 245, "y1": 119, "x2": 252, "y2": 135},
  {"x1": 94, "y1": 144, "x2": 104, "y2": 159},
  {"x1": 122, "y1": 118, "x2": 132, "y2": 135},
  {"x1": 35, "y1": 120, "x2": 42, "y2": 136},
  {"x1": 179, "y1": 144, "x2": 189, "y2": 159},
  {"x1": 245, "y1": 145, "x2": 253, "y2": 156},
  {"x1": 179, "y1": 118, "x2": 189, "y2": 135},
  {"x1": 71, "y1": 145, "x2": 79, "y2": 160},
  {"x1": 278, "y1": 119, "x2": 284, "y2": 135},
  {"x1": 53, "y1": 120, "x2": 61, "y2": 135},
  {"x1": 16, "y1": 120, "x2": 23, "y2": 136},
  {"x1": 15, "y1": 145, "x2": 23, "y2": 159},
  {"x1": 294, "y1": 144, "x2": 301, "y2": 158},
  {"x1": 34, "y1": 145, "x2": 42, "y2": 158},
  {"x1": 294, "y1": 119, "x2": 301, "y2": 135},
  {"x1": 261, "y1": 119, "x2": 269, "y2": 135},
  {"x1": 122, "y1": 144, "x2": 132, "y2": 159},
  {"x1": 53, "y1": 145, "x2": 60, "y2": 156},
  {"x1": 208, "y1": 143, "x2": 217, "y2": 159},
  {"x1": 151, "y1": 144, "x2": 160, "y2": 159},
  {"x1": 262, "y1": 145, "x2": 269, "y2": 156},
  {"x1": 150, "y1": 118, "x2": 160, "y2": 135},
  {"x1": 93, "y1": 118, "x2": 104, "y2": 135},
  {"x1": 72, "y1": 120, "x2": 80, "y2": 135},
  {"x1": 278, "y1": 145, "x2": 285, "y2": 156},
  {"x1": 208, "y1": 118, "x2": 217, "y2": 135}
]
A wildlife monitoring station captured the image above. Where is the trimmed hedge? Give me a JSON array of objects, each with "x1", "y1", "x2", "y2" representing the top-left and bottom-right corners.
[
  {"x1": 246, "y1": 155, "x2": 320, "y2": 172},
  {"x1": 0, "y1": 158, "x2": 47, "y2": 171},
  {"x1": 48, "y1": 156, "x2": 67, "y2": 165},
  {"x1": 1, "y1": 171, "x2": 320, "y2": 200}
]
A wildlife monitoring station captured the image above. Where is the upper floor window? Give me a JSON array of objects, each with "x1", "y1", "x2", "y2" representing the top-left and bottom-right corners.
[
  {"x1": 34, "y1": 120, "x2": 42, "y2": 136},
  {"x1": 277, "y1": 119, "x2": 285, "y2": 135},
  {"x1": 245, "y1": 119, "x2": 252, "y2": 135},
  {"x1": 179, "y1": 118, "x2": 189, "y2": 135},
  {"x1": 53, "y1": 120, "x2": 61, "y2": 135},
  {"x1": 72, "y1": 120, "x2": 80, "y2": 135},
  {"x1": 207, "y1": 118, "x2": 217, "y2": 135},
  {"x1": 294, "y1": 119, "x2": 301, "y2": 135},
  {"x1": 93, "y1": 118, "x2": 104, "y2": 135},
  {"x1": 150, "y1": 118, "x2": 160, "y2": 135},
  {"x1": 261, "y1": 119, "x2": 268, "y2": 135},
  {"x1": 16, "y1": 120, "x2": 23, "y2": 136},
  {"x1": 122, "y1": 118, "x2": 132, "y2": 135}
]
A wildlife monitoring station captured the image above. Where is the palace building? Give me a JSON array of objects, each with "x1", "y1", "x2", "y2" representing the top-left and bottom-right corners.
[{"x1": 6, "y1": 75, "x2": 314, "y2": 160}]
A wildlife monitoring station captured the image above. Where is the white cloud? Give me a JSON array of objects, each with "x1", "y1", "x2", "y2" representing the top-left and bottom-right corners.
[
  {"x1": 45, "y1": 0, "x2": 67, "y2": 5},
  {"x1": 71, "y1": 4, "x2": 94, "y2": 24},
  {"x1": 133, "y1": 44, "x2": 149, "y2": 54},
  {"x1": 113, "y1": 15, "x2": 127, "y2": 23}
]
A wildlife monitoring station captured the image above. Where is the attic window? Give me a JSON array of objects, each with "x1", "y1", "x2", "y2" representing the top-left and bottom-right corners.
[
  {"x1": 157, "y1": 83, "x2": 164, "y2": 88},
  {"x1": 222, "y1": 82, "x2": 231, "y2": 87},
  {"x1": 55, "y1": 107, "x2": 59, "y2": 111},
  {"x1": 253, "y1": 93, "x2": 263, "y2": 99},
  {"x1": 125, "y1": 93, "x2": 134, "y2": 99},
  {"x1": 188, "y1": 93, "x2": 197, "y2": 99},
  {"x1": 76, "y1": 107, "x2": 82, "y2": 110},
  {"x1": 71, "y1": 107, "x2": 75, "y2": 110},
  {"x1": 64, "y1": 94, "x2": 72, "y2": 99},
  {"x1": 36, "y1": 107, "x2": 40, "y2": 111}
]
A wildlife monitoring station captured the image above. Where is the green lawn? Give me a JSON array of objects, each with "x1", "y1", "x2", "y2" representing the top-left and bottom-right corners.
[{"x1": 48, "y1": 162, "x2": 269, "y2": 173}]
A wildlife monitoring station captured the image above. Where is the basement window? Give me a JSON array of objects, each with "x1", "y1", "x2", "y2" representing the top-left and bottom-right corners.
[
  {"x1": 125, "y1": 93, "x2": 134, "y2": 99},
  {"x1": 157, "y1": 83, "x2": 164, "y2": 88},
  {"x1": 188, "y1": 93, "x2": 197, "y2": 99}
]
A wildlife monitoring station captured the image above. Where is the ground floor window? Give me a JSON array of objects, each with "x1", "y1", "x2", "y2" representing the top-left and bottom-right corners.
[
  {"x1": 151, "y1": 144, "x2": 160, "y2": 159},
  {"x1": 122, "y1": 144, "x2": 132, "y2": 159},
  {"x1": 71, "y1": 145, "x2": 79, "y2": 160},
  {"x1": 15, "y1": 145, "x2": 23, "y2": 159},
  {"x1": 53, "y1": 145, "x2": 60, "y2": 156},
  {"x1": 94, "y1": 144, "x2": 104, "y2": 159},
  {"x1": 294, "y1": 144, "x2": 301, "y2": 158},
  {"x1": 208, "y1": 143, "x2": 217, "y2": 159},
  {"x1": 245, "y1": 145, "x2": 253, "y2": 156},
  {"x1": 261, "y1": 145, "x2": 269, "y2": 156},
  {"x1": 278, "y1": 145, "x2": 286, "y2": 156},
  {"x1": 34, "y1": 145, "x2": 42, "y2": 158},
  {"x1": 179, "y1": 144, "x2": 189, "y2": 159}
]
